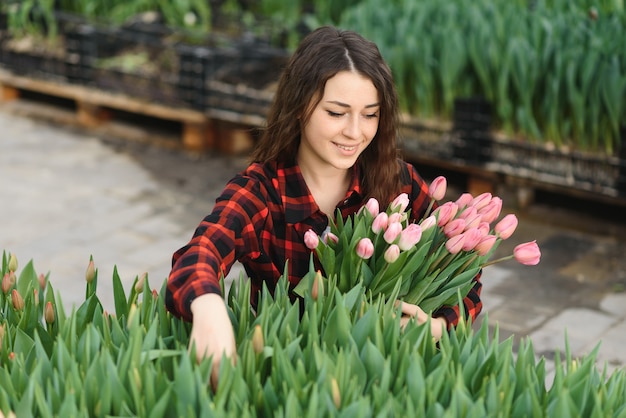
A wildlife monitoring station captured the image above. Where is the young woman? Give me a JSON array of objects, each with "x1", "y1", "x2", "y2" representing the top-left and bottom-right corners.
[{"x1": 166, "y1": 26, "x2": 482, "y2": 386}]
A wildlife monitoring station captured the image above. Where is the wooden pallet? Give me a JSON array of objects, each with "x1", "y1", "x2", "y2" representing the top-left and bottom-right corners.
[{"x1": 0, "y1": 69, "x2": 256, "y2": 154}]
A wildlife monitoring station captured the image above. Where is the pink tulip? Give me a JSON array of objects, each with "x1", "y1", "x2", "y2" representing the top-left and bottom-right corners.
[
  {"x1": 445, "y1": 234, "x2": 466, "y2": 255},
  {"x1": 372, "y1": 212, "x2": 389, "y2": 234},
  {"x1": 495, "y1": 214, "x2": 518, "y2": 239},
  {"x1": 478, "y1": 197, "x2": 502, "y2": 224},
  {"x1": 388, "y1": 212, "x2": 404, "y2": 224},
  {"x1": 384, "y1": 222, "x2": 403, "y2": 244},
  {"x1": 398, "y1": 224, "x2": 422, "y2": 250},
  {"x1": 458, "y1": 206, "x2": 477, "y2": 220},
  {"x1": 475, "y1": 235, "x2": 497, "y2": 256},
  {"x1": 390, "y1": 193, "x2": 410, "y2": 213},
  {"x1": 304, "y1": 229, "x2": 319, "y2": 250},
  {"x1": 461, "y1": 227, "x2": 483, "y2": 252},
  {"x1": 443, "y1": 218, "x2": 466, "y2": 238},
  {"x1": 420, "y1": 215, "x2": 437, "y2": 230},
  {"x1": 356, "y1": 238, "x2": 375, "y2": 259},
  {"x1": 464, "y1": 213, "x2": 482, "y2": 230},
  {"x1": 471, "y1": 192, "x2": 492, "y2": 210},
  {"x1": 364, "y1": 198, "x2": 380, "y2": 217},
  {"x1": 384, "y1": 244, "x2": 401, "y2": 263},
  {"x1": 477, "y1": 221, "x2": 491, "y2": 236},
  {"x1": 455, "y1": 193, "x2": 474, "y2": 209},
  {"x1": 428, "y1": 176, "x2": 447, "y2": 201},
  {"x1": 514, "y1": 241, "x2": 541, "y2": 265},
  {"x1": 434, "y1": 201, "x2": 459, "y2": 226},
  {"x1": 324, "y1": 231, "x2": 339, "y2": 245}
]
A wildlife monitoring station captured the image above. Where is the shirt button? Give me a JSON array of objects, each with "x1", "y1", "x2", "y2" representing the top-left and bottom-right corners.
[{"x1": 343, "y1": 199, "x2": 349, "y2": 204}]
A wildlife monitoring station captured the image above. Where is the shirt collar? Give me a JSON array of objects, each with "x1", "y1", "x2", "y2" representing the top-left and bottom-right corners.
[{"x1": 277, "y1": 160, "x2": 364, "y2": 224}]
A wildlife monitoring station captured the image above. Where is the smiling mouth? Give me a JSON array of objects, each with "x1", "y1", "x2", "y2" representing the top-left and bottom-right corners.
[{"x1": 334, "y1": 143, "x2": 357, "y2": 151}]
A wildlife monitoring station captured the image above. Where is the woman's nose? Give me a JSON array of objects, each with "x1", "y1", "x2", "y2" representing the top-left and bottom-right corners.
[{"x1": 343, "y1": 116, "x2": 362, "y2": 139}]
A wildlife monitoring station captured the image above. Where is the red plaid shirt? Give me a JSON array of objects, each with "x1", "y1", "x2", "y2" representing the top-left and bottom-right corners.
[{"x1": 165, "y1": 159, "x2": 482, "y2": 326}]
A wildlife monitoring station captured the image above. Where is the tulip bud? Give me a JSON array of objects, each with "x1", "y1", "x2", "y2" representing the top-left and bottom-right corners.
[
  {"x1": 384, "y1": 245, "x2": 400, "y2": 264},
  {"x1": 464, "y1": 213, "x2": 482, "y2": 230},
  {"x1": 477, "y1": 221, "x2": 490, "y2": 236},
  {"x1": 38, "y1": 273, "x2": 47, "y2": 289},
  {"x1": 8, "y1": 352, "x2": 15, "y2": 361},
  {"x1": 471, "y1": 192, "x2": 492, "y2": 210},
  {"x1": 455, "y1": 193, "x2": 474, "y2": 209},
  {"x1": 433, "y1": 202, "x2": 458, "y2": 226},
  {"x1": 514, "y1": 241, "x2": 541, "y2": 265},
  {"x1": 475, "y1": 235, "x2": 497, "y2": 256},
  {"x1": 419, "y1": 215, "x2": 437, "y2": 230},
  {"x1": 390, "y1": 193, "x2": 409, "y2": 213},
  {"x1": 355, "y1": 238, "x2": 374, "y2": 260},
  {"x1": 364, "y1": 198, "x2": 380, "y2": 217},
  {"x1": 8, "y1": 253, "x2": 18, "y2": 272},
  {"x1": 252, "y1": 324, "x2": 264, "y2": 354},
  {"x1": 495, "y1": 214, "x2": 518, "y2": 240},
  {"x1": 152, "y1": 289, "x2": 159, "y2": 300},
  {"x1": 0, "y1": 323, "x2": 5, "y2": 346},
  {"x1": 304, "y1": 229, "x2": 320, "y2": 250},
  {"x1": 388, "y1": 212, "x2": 403, "y2": 224},
  {"x1": 85, "y1": 260, "x2": 96, "y2": 283},
  {"x1": 461, "y1": 228, "x2": 484, "y2": 252},
  {"x1": 372, "y1": 212, "x2": 389, "y2": 234},
  {"x1": 331, "y1": 378, "x2": 341, "y2": 409},
  {"x1": 428, "y1": 176, "x2": 447, "y2": 201},
  {"x1": 134, "y1": 273, "x2": 147, "y2": 294},
  {"x1": 383, "y1": 222, "x2": 403, "y2": 244},
  {"x1": 443, "y1": 218, "x2": 466, "y2": 238},
  {"x1": 398, "y1": 224, "x2": 422, "y2": 250},
  {"x1": 445, "y1": 235, "x2": 465, "y2": 255},
  {"x1": 2, "y1": 273, "x2": 11, "y2": 295},
  {"x1": 33, "y1": 288, "x2": 39, "y2": 306},
  {"x1": 11, "y1": 289, "x2": 24, "y2": 311},
  {"x1": 324, "y1": 231, "x2": 339, "y2": 245},
  {"x1": 311, "y1": 270, "x2": 324, "y2": 300},
  {"x1": 478, "y1": 197, "x2": 502, "y2": 224},
  {"x1": 45, "y1": 301, "x2": 55, "y2": 324}
]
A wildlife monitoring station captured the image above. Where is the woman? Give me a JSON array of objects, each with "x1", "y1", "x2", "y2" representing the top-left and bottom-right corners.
[{"x1": 166, "y1": 26, "x2": 482, "y2": 386}]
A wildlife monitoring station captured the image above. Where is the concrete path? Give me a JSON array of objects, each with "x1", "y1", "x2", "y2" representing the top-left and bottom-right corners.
[{"x1": 1, "y1": 108, "x2": 625, "y2": 380}]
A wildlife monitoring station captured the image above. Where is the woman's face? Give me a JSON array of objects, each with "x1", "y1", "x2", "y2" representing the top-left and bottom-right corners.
[{"x1": 298, "y1": 71, "x2": 380, "y2": 173}]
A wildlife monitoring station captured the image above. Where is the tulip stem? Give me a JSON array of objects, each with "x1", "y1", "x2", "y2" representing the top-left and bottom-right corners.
[{"x1": 482, "y1": 254, "x2": 514, "y2": 267}]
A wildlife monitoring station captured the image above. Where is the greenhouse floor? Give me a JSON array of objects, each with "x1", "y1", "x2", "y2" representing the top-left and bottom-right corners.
[{"x1": 2, "y1": 106, "x2": 626, "y2": 382}]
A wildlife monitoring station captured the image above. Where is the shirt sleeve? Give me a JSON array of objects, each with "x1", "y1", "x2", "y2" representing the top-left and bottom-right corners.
[
  {"x1": 165, "y1": 175, "x2": 268, "y2": 321},
  {"x1": 433, "y1": 270, "x2": 483, "y2": 328}
]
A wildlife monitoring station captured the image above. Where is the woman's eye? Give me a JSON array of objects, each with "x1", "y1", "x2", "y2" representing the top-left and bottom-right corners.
[
  {"x1": 327, "y1": 111, "x2": 343, "y2": 117},
  {"x1": 365, "y1": 113, "x2": 379, "y2": 119}
]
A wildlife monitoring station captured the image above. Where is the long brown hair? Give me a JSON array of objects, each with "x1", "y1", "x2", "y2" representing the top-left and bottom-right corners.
[{"x1": 250, "y1": 26, "x2": 402, "y2": 206}]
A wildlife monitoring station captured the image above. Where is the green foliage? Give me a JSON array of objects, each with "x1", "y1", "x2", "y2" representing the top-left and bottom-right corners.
[{"x1": 1, "y1": 249, "x2": 626, "y2": 416}]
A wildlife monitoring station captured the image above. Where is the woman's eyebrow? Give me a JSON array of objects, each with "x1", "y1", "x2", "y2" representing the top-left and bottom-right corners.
[{"x1": 325, "y1": 100, "x2": 381, "y2": 109}]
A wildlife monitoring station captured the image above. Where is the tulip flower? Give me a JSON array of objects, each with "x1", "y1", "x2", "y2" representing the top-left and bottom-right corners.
[
  {"x1": 384, "y1": 244, "x2": 401, "y2": 263},
  {"x1": 383, "y1": 222, "x2": 403, "y2": 244},
  {"x1": 304, "y1": 229, "x2": 320, "y2": 250},
  {"x1": 420, "y1": 215, "x2": 437, "y2": 230},
  {"x1": 458, "y1": 205, "x2": 477, "y2": 220},
  {"x1": 428, "y1": 176, "x2": 447, "y2": 201},
  {"x1": 455, "y1": 193, "x2": 474, "y2": 209},
  {"x1": 38, "y1": 273, "x2": 47, "y2": 289},
  {"x1": 8, "y1": 253, "x2": 18, "y2": 272},
  {"x1": 471, "y1": 192, "x2": 492, "y2": 210},
  {"x1": 85, "y1": 259, "x2": 96, "y2": 283},
  {"x1": 356, "y1": 238, "x2": 374, "y2": 259},
  {"x1": 433, "y1": 201, "x2": 458, "y2": 226},
  {"x1": 478, "y1": 197, "x2": 502, "y2": 224},
  {"x1": 475, "y1": 234, "x2": 497, "y2": 256},
  {"x1": 464, "y1": 213, "x2": 483, "y2": 230},
  {"x1": 2, "y1": 273, "x2": 11, "y2": 294},
  {"x1": 443, "y1": 218, "x2": 466, "y2": 238},
  {"x1": 364, "y1": 198, "x2": 380, "y2": 217},
  {"x1": 495, "y1": 214, "x2": 518, "y2": 239},
  {"x1": 311, "y1": 270, "x2": 323, "y2": 300},
  {"x1": 252, "y1": 324, "x2": 264, "y2": 354},
  {"x1": 388, "y1": 212, "x2": 404, "y2": 224},
  {"x1": 477, "y1": 221, "x2": 491, "y2": 236},
  {"x1": 11, "y1": 289, "x2": 24, "y2": 311},
  {"x1": 372, "y1": 212, "x2": 389, "y2": 234},
  {"x1": 45, "y1": 301, "x2": 55, "y2": 324},
  {"x1": 331, "y1": 378, "x2": 341, "y2": 408},
  {"x1": 390, "y1": 193, "x2": 409, "y2": 213},
  {"x1": 134, "y1": 273, "x2": 147, "y2": 293},
  {"x1": 461, "y1": 227, "x2": 484, "y2": 252},
  {"x1": 398, "y1": 224, "x2": 422, "y2": 250},
  {"x1": 325, "y1": 232, "x2": 339, "y2": 245},
  {"x1": 514, "y1": 241, "x2": 541, "y2": 265},
  {"x1": 445, "y1": 234, "x2": 466, "y2": 254}
]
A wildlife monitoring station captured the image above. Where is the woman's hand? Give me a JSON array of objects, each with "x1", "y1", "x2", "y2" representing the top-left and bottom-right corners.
[
  {"x1": 190, "y1": 293, "x2": 237, "y2": 391},
  {"x1": 398, "y1": 301, "x2": 448, "y2": 342}
]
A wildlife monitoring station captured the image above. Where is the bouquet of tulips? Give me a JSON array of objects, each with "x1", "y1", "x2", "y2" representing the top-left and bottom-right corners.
[{"x1": 295, "y1": 176, "x2": 541, "y2": 313}]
